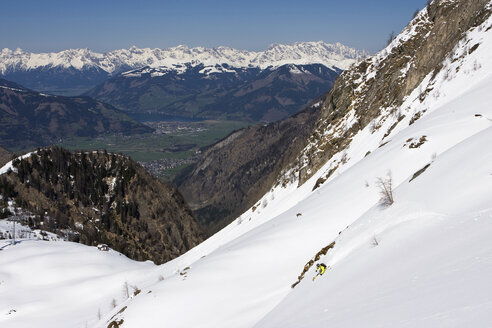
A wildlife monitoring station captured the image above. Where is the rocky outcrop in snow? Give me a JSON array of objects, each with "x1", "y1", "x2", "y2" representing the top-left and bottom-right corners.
[{"x1": 295, "y1": 0, "x2": 492, "y2": 185}]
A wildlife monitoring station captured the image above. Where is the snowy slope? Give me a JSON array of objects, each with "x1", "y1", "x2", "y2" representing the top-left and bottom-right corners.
[
  {"x1": 0, "y1": 240, "x2": 155, "y2": 328},
  {"x1": 0, "y1": 42, "x2": 367, "y2": 75},
  {"x1": 83, "y1": 4, "x2": 492, "y2": 328},
  {"x1": 256, "y1": 124, "x2": 492, "y2": 328}
]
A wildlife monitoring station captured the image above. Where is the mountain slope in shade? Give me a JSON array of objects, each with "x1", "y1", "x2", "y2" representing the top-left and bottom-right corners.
[
  {"x1": 85, "y1": 63, "x2": 340, "y2": 122},
  {"x1": 175, "y1": 99, "x2": 322, "y2": 234},
  {"x1": 0, "y1": 78, "x2": 152, "y2": 149},
  {"x1": 0, "y1": 146, "x2": 10, "y2": 167}
]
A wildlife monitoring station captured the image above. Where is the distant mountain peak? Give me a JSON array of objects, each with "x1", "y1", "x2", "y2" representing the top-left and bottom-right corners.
[{"x1": 0, "y1": 42, "x2": 368, "y2": 75}]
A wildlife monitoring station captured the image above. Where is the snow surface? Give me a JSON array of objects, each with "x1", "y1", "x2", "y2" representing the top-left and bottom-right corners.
[
  {"x1": 0, "y1": 240, "x2": 154, "y2": 328},
  {"x1": 256, "y1": 128, "x2": 492, "y2": 328}
]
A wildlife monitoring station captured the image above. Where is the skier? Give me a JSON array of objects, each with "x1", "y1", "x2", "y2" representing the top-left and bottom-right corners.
[{"x1": 313, "y1": 263, "x2": 328, "y2": 281}]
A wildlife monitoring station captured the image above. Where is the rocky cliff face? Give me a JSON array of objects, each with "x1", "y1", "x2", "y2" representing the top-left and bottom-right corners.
[
  {"x1": 296, "y1": 0, "x2": 492, "y2": 185},
  {"x1": 0, "y1": 147, "x2": 204, "y2": 263},
  {"x1": 176, "y1": 99, "x2": 323, "y2": 233}
]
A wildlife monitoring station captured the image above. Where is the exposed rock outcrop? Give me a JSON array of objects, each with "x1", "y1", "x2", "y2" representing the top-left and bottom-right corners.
[{"x1": 297, "y1": 0, "x2": 492, "y2": 184}]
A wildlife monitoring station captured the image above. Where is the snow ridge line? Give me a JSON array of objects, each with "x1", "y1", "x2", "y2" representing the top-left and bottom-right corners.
[{"x1": 0, "y1": 41, "x2": 369, "y2": 74}]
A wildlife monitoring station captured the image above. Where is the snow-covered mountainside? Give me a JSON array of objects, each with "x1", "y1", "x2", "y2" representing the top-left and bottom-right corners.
[
  {"x1": 81, "y1": 1, "x2": 489, "y2": 327},
  {"x1": 0, "y1": 42, "x2": 366, "y2": 96},
  {"x1": 2, "y1": 1, "x2": 492, "y2": 327},
  {"x1": 0, "y1": 42, "x2": 367, "y2": 75}
]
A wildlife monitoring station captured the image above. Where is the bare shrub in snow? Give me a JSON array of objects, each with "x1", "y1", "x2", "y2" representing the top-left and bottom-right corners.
[
  {"x1": 158, "y1": 275, "x2": 165, "y2": 281},
  {"x1": 376, "y1": 171, "x2": 394, "y2": 206},
  {"x1": 111, "y1": 298, "x2": 117, "y2": 308},
  {"x1": 443, "y1": 69, "x2": 452, "y2": 81},
  {"x1": 372, "y1": 235, "x2": 379, "y2": 246},
  {"x1": 122, "y1": 281, "x2": 130, "y2": 299},
  {"x1": 392, "y1": 108, "x2": 403, "y2": 120}
]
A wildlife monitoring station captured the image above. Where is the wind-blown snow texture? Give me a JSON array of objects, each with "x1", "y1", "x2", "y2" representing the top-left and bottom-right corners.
[
  {"x1": 2, "y1": 5, "x2": 492, "y2": 328},
  {"x1": 0, "y1": 42, "x2": 367, "y2": 75}
]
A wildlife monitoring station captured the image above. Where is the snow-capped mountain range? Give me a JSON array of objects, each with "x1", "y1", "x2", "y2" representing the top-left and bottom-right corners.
[{"x1": 0, "y1": 42, "x2": 367, "y2": 75}]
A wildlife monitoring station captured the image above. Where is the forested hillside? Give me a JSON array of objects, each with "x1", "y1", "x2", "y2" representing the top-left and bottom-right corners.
[{"x1": 0, "y1": 147, "x2": 204, "y2": 263}]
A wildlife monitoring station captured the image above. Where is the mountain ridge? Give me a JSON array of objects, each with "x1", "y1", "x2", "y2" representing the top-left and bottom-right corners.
[
  {"x1": 84, "y1": 63, "x2": 340, "y2": 122},
  {"x1": 0, "y1": 42, "x2": 368, "y2": 75},
  {"x1": 0, "y1": 78, "x2": 152, "y2": 148}
]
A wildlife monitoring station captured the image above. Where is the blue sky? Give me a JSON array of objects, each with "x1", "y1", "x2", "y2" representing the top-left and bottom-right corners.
[{"x1": 1, "y1": 0, "x2": 428, "y2": 53}]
